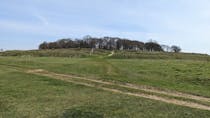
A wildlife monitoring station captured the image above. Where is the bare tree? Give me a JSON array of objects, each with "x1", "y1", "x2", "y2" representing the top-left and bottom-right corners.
[
  {"x1": 171, "y1": 45, "x2": 181, "y2": 53},
  {"x1": 161, "y1": 45, "x2": 172, "y2": 52},
  {"x1": 145, "y1": 42, "x2": 163, "y2": 52},
  {"x1": 39, "y1": 42, "x2": 48, "y2": 49}
]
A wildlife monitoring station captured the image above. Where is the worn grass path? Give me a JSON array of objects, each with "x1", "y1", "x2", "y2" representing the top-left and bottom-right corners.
[{"x1": 26, "y1": 69, "x2": 210, "y2": 111}]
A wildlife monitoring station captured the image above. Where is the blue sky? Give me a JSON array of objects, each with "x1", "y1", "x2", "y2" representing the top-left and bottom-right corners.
[{"x1": 1, "y1": 0, "x2": 210, "y2": 54}]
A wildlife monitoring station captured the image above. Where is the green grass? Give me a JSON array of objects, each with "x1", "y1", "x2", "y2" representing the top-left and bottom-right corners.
[
  {"x1": 0, "y1": 48, "x2": 110, "y2": 58},
  {"x1": 1, "y1": 66, "x2": 210, "y2": 118},
  {"x1": 1, "y1": 56, "x2": 210, "y2": 97},
  {"x1": 111, "y1": 50, "x2": 210, "y2": 61},
  {"x1": 1, "y1": 49, "x2": 210, "y2": 60},
  {"x1": 1, "y1": 49, "x2": 210, "y2": 117}
]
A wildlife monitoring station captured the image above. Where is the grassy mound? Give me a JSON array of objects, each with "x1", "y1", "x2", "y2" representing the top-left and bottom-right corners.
[{"x1": 0, "y1": 48, "x2": 210, "y2": 61}]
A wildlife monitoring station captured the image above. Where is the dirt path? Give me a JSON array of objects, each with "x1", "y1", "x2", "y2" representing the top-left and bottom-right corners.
[
  {"x1": 27, "y1": 69, "x2": 210, "y2": 102},
  {"x1": 108, "y1": 51, "x2": 115, "y2": 57},
  {"x1": 26, "y1": 69, "x2": 210, "y2": 111}
]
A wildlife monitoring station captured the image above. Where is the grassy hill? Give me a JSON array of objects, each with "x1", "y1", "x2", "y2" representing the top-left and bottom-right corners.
[
  {"x1": 1, "y1": 49, "x2": 210, "y2": 117},
  {"x1": 0, "y1": 48, "x2": 110, "y2": 58},
  {"x1": 0, "y1": 48, "x2": 210, "y2": 60}
]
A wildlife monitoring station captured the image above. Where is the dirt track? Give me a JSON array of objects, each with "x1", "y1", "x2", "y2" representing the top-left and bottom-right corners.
[
  {"x1": 27, "y1": 69, "x2": 210, "y2": 111},
  {"x1": 108, "y1": 51, "x2": 115, "y2": 57}
]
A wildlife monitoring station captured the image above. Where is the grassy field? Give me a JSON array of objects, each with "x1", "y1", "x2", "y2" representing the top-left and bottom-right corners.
[{"x1": 1, "y1": 49, "x2": 210, "y2": 117}]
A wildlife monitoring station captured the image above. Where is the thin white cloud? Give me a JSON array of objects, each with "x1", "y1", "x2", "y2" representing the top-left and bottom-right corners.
[{"x1": 34, "y1": 14, "x2": 49, "y2": 25}]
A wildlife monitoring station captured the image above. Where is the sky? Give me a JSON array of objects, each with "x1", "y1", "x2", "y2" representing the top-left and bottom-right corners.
[{"x1": 1, "y1": 0, "x2": 210, "y2": 54}]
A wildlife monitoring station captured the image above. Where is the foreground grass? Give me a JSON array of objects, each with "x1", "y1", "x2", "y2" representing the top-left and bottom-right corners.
[
  {"x1": 1, "y1": 66, "x2": 210, "y2": 118},
  {"x1": 1, "y1": 56, "x2": 210, "y2": 97}
]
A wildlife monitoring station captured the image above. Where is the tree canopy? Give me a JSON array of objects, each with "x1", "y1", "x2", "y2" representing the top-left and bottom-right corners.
[
  {"x1": 171, "y1": 45, "x2": 181, "y2": 53},
  {"x1": 39, "y1": 36, "x2": 181, "y2": 52}
]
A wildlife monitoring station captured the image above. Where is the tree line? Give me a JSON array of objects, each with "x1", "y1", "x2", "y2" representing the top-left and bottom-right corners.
[{"x1": 39, "y1": 35, "x2": 181, "y2": 52}]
